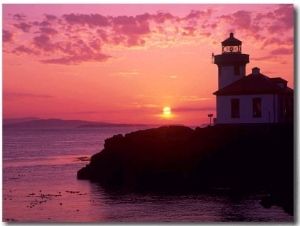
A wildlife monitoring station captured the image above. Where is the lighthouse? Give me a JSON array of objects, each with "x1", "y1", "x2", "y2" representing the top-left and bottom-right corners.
[
  {"x1": 212, "y1": 33, "x2": 293, "y2": 125},
  {"x1": 213, "y1": 32, "x2": 249, "y2": 89}
]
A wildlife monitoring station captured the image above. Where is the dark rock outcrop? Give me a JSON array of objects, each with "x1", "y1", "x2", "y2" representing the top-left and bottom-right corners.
[
  {"x1": 77, "y1": 124, "x2": 294, "y2": 215},
  {"x1": 78, "y1": 126, "x2": 195, "y2": 189}
]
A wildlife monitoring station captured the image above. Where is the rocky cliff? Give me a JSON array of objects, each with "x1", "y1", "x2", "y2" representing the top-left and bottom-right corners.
[{"x1": 77, "y1": 124, "x2": 294, "y2": 215}]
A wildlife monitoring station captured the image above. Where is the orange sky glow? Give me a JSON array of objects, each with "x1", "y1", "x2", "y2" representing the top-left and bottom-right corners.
[{"x1": 2, "y1": 4, "x2": 294, "y2": 126}]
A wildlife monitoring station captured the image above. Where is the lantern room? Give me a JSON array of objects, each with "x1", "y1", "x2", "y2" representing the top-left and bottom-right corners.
[{"x1": 221, "y1": 32, "x2": 242, "y2": 54}]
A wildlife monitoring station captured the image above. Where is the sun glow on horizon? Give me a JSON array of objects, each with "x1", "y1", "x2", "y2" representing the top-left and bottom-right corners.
[
  {"x1": 163, "y1": 106, "x2": 171, "y2": 115},
  {"x1": 161, "y1": 106, "x2": 174, "y2": 119}
]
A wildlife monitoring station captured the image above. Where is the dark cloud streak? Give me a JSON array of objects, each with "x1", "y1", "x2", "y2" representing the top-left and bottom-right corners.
[
  {"x1": 270, "y1": 48, "x2": 293, "y2": 55},
  {"x1": 4, "y1": 92, "x2": 55, "y2": 100},
  {"x1": 173, "y1": 107, "x2": 215, "y2": 112},
  {"x1": 40, "y1": 52, "x2": 111, "y2": 65}
]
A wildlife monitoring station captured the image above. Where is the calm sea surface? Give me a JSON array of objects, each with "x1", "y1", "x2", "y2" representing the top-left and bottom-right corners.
[{"x1": 2, "y1": 127, "x2": 293, "y2": 222}]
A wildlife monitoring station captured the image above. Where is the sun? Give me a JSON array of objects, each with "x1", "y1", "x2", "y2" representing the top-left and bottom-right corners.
[{"x1": 163, "y1": 106, "x2": 171, "y2": 115}]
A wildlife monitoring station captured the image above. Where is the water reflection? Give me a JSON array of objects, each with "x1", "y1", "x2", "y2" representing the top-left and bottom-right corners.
[{"x1": 87, "y1": 183, "x2": 293, "y2": 222}]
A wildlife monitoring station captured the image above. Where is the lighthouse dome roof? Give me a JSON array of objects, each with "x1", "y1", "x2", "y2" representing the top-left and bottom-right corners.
[{"x1": 221, "y1": 33, "x2": 242, "y2": 46}]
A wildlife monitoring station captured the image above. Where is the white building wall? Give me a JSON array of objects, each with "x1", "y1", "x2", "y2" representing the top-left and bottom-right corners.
[
  {"x1": 219, "y1": 66, "x2": 245, "y2": 89},
  {"x1": 216, "y1": 94, "x2": 279, "y2": 124}
]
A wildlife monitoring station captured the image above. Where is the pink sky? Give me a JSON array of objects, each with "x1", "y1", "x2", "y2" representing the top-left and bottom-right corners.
[{"x1": 2, "y1": 4, "x2": 294, "y2": 126}]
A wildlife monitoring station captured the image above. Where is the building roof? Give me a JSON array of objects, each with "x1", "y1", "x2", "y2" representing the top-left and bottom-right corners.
[
  {"x1": 221, "y1": 33, "x2": 242, "y2": 46},
  {"x1": 270, "y1": 77, "x2": 287, "y2": 83},
  {"x1": 214, "y1": 69, "x2": 293, "y2": 96}
]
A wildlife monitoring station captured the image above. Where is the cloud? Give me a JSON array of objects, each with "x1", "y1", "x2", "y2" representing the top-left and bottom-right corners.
[
  {"x1": 44, "y1": 14, "x2": 57, "y2": 21},
  {"x1": 30, "y1": 31, "x2": 111, "y2": 64},
  {"x1": 89, "y1": 38, "x2": 101, "y2": 50},
  {"x1": 38, "y1": 20, "x2": 52, "y2": 27},
  {"x1": 14, "y1": 22, "x2": 32, "y2": 32},
  {"x1": 13, "y1": 45, "x2": 40, "y2": 55},
  {"x1": 96, "y1": 29, "x2": 109, "y2": 42},
  {"x1": 13, "y1": 13, "x2": 26, "y2": 21},
  {"x1": 112, "y1": 15, "x2": 136, "y2": 26},
  {"x1": 164, "y1": 75, "x2": 177, "y2": 79},
  {"x1": 112, "y1": 70, "x2": 140, "y2": 77},
  {"x1": 40, "y1": 52, "x2": 111, "y2": 65},
  {"x1": 113, "y1": 20, "x2": 150, "y2": 36},
  {"x1": 179, "y1": 96, "x2": 211, "y2": 102},
  {"x1": 133, "y1": 103, "x2": 160, "y2": 109},
  {"x1": 173, "y1": 106, "x2": 215, "y2": 112},
  {"x1": 3, "y1": 29, "x2": 13, "y2": 42},
  {"x1": 136, "y1": 13, "x2": 152, "y2": 23},
  {"x1": 63, "y1": 13, "x2": 110, "y2": 27},
  {"x1": 62, "y1": 14, "x2": 152, "y2": 48},
  {"x1": 270, "y1": 48, "x2": 293, "y2": 55},
  {"x1": 126, "y1": 36, "x2": 147, "y2": 47},
  {"x1": 152, "y1": 11, "x2": 176, "y2": 23},
  {"x1": 267, "y1": 4, "x2": 293, "y2": 34},
  {"x1": 182, "y1": 8, "x2": 214, "y2": 26},
  {"x1": 33, "y1": 34, "x2": 56, "y2": 52},
  {"x1": 232, "y1": 10, "x2": 252, "y2": 30},
  {"x1": 74, "y1": 111, "x2": 103, "y2": 115},
  {"x1": 182, "y1": 26, "x2": 197, "y2": 36},
  {"x1": 251, "y1": 55, "x2": 274, "y2": 61},
  {"x1": 4, "y1": 92, "x2": 55, "y2": 100},
  {"x1": 218, "y1": 10, "x2": 252, "y2": 34},
  {"x1": 21, "y1": 13, "x2": 155, "y2": 63},
  {"x1": 224, "y1": 6, "x2": 293, "y2": 57},
  {"x1": 250, "y1": 53, "x2": 289, "y2": 63},
  {"x1": 216, "y1": 4, "x2": 293, "y2": 48},
  {"x1": 184, "y1": 10, "x2": 205, "y2": 20},
  {"x1": 110, "y1": 15, "x2": 151, "y2": 47},
  {"x1": 261, "y1": 37, "x2": 285, "y2": 48},
  {"x1": 39, "y1": 27, "x2": 58, "y2": 36},
  {"x1": 3, "y1": 5, "x2": 293, "y2": 66}
]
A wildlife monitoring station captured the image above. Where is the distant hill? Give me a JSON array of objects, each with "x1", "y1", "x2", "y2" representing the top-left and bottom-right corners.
[
  {"x1": 3, "y1": 117, "x2": 42, "y2": 125},
  {"x1": 2, "y1": 118, "x2": 148, "y2": 129},
  {"x1": 78, "y1": 123, "x2": 147, "y2": 128}
]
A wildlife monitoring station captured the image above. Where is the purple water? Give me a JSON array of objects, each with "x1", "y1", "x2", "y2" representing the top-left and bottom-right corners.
[{"x1": 2, "y1": 127, "x2": 293, "y2": 222}]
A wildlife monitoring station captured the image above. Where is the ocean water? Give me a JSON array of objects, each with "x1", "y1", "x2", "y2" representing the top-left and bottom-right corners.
[{"x1": 2, "y1": 127, "x2": 293, "y2": 222}]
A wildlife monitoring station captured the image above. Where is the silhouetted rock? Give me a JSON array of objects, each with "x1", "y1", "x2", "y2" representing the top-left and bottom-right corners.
[
  {"x1": 77, "y1": 124, "x2": 294, "y2": 215},
  {"x1": 260, "y1": 195, "x2": 274, "y2": 208}
]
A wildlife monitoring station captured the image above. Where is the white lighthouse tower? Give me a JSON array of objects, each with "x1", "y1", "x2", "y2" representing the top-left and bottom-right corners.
[{"x1": 213, "y1": 32, "x2": 249, "y2": 89}]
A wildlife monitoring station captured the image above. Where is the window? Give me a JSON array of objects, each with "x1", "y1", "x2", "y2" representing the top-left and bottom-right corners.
[
  {"x1": 253, "y1": 98, "x2": 262, "y2": 117},
  {"x1": 234, "y1": 65, "x2": 240, "y2": 75},
  {"x1": 279, "y1": 98, "x2": 284, "y2": 118},
  {"x1": 231, "y1": 99, "x2": 240, "y2": 118}
]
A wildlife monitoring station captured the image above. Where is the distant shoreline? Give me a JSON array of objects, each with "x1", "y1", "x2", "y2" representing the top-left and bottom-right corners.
[
  {"x1": 2, "y1": 118, "x2": 150, "y2": 129},
  {"x1": 2, "y1": 117, "x2": 204, "y2": 130}
]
